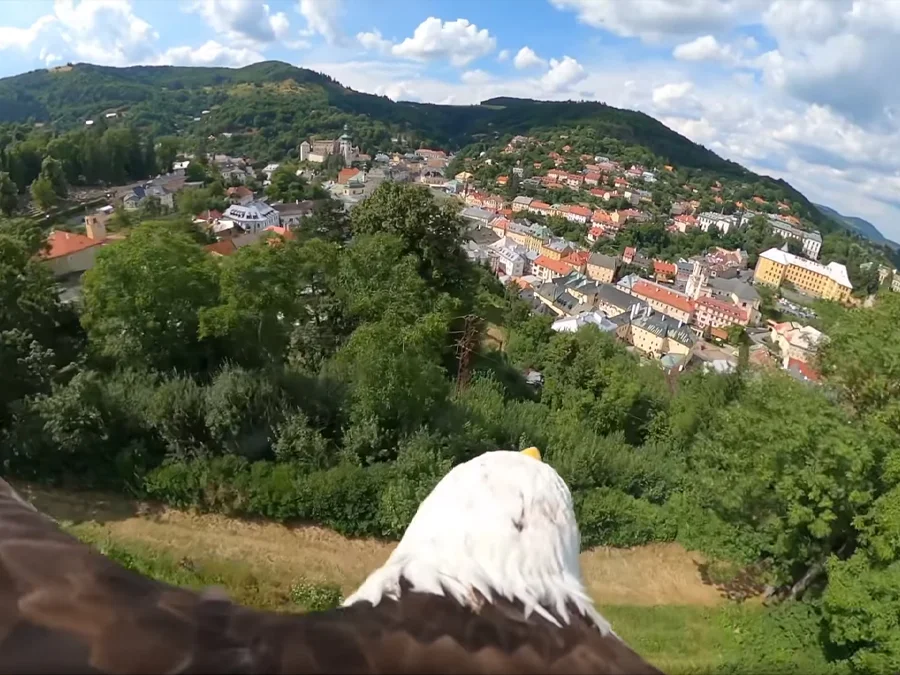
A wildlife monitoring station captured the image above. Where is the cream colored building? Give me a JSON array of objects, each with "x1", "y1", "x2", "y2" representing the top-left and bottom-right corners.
[
  {"x1": 754, "y1": 248, "x2": 852, "y2": 302},
  {"x1": 586, "y1": 253, "x2": 617, "y2": 284},
  {"x1": 42, "y1": 214, "x2": 108, "y2": 277},
  {"x1": 768, "y1": 320, "x2": 826, "y2": 365}
]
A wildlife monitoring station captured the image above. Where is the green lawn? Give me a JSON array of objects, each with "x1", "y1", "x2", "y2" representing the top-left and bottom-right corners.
[{"x1": 65, "y1": 524, "x2": 844, "y2": 674}]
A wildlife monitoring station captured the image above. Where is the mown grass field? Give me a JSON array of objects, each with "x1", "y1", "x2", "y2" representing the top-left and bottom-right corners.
[{"x1": 24, "y1": 483, "x2": 832, "y2": 674}]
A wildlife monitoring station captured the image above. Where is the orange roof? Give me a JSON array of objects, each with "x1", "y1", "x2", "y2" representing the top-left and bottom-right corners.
[
  {"x1": 534, "y1": 255, "x2": 572, "y2": 276},
  {"x1": 265, "y1": 226, "x2": 296, "y2": 240},
  {"x1": 563, "y1": 250, "x2": 590, "y2": 267},
  {"x1": 499, "y1": 208, "x2": 513, "y2": 218},
  {"x1": 567, "y1": 205, "x2": 592, "y2": 217},
  {"x1": 653, "y1": 260, "x2": 677, "y2": 276},
  {"x1": 530, "y1": 201, "x2": 551, "y2": 210},
  {"x1": 43, "y1": 230, "x2": 104, "y2": 260},
  {"x1": 633, "y1": 281, "x2": 695, "y2": 314},
  {"x1": 337, "y1": 168, "x2": 361, "y2": 184},
  {"x1": 205, "y1": 240, "x2": 238, "y2": 257},
  {"x1": 198, "y1": 209, "x2": 223, "y2": 221},
  {"x1": 227, "y1": 186, "x2": 252, "y2": 198}
]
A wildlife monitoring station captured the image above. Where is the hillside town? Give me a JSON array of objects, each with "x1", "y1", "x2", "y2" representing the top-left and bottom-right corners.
[{"x1": 37, "y1": 127, "x2": 900, "y2": 385}]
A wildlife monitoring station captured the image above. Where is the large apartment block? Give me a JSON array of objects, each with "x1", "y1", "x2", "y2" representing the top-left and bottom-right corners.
[{"x1": 753, "y1": 248, "x2": 852, "y2": 303}]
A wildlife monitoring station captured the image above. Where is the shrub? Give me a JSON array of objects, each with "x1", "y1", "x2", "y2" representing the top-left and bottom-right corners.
[{"x1": 576, "y1": 487, "x2": 675, "y2": 549}]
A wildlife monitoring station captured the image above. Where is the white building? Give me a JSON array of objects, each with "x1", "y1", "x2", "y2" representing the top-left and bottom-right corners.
[
  {"x1": 222, "y1": 201, "x2": 279, "y2": 234},
  {"x1": 767, "y1": 217, "x2": 822, "y2": 260},
  {"x1": 698, "y1": 212, "x2": 740, "y2": 235},
  {"x1": 490, "y1": 242, "x2": 526, "y2": 277},
  {"x1": 551, "y1": 311, "x2": 617, "y2": 334}
]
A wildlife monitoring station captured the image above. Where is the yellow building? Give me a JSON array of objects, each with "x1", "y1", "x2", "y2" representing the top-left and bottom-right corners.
[{"x1": 754, "y1": 248, "x2": 852, "y2": 303}]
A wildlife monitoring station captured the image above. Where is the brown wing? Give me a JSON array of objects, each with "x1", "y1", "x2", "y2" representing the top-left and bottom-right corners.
[{"x1": 0, "y1": 478, "x2": 662, "y2": 674}]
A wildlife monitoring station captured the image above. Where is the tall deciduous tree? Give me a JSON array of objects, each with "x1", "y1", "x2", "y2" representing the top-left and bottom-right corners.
[
  {"x1": 81, "y1": 222, "x2": 220, "y2": 372},
  {"x1": 351, "y1": 182, "x2": 467, "y2": 291},
  {"x1": 0, "y1": 172, "x2": 17, "y2": 216}
]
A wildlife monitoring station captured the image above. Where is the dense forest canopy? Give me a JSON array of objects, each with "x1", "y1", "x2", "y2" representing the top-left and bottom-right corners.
[{"x1": 2, "y1": 181, "x2": 900, "y2": 671}]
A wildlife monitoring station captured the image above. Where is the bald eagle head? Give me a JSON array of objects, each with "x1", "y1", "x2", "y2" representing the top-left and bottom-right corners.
[{"x1": 343, "y1": 449, "x2": 610, "y2": 634}]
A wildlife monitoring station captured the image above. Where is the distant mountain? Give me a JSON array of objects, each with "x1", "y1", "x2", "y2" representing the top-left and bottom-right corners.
[
  {"x1": 814, "y1": 203, "x2": 899, "y2": 249},
  {"x1": 0, "y1": 61, "x2": 827, "y2": 227}
]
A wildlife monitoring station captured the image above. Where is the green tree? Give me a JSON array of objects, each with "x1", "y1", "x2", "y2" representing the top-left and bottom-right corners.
[
  {"x1": 156, "y1": 137, "x2": 179, "y2": 173},
  {"x1": 200, "y1": 237, "x2": 339, "y2": 366},
  {"x1": 0, "y1": 172, "x2": 17, "y2": 216},
  {"x1": 30, "y1": 176, "x2": 57, "y2": 210},
  {"x1": 351, "y1": 182, "x2": 467, "y2": 291},
  {"x1": 81, "y1": 221, "x2": 220, "y2": 372}
]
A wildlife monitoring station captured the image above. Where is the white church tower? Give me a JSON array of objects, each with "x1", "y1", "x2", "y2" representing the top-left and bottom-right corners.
[
  {"x1": 686, "y1": 260, "x2": 709, "y2": 300},
  {"x1": 299, "y1": 140, "x2": 310, "y2": 162},
  {"x1": 339, "y1": 125, "x2": 353, "y2": 166}
]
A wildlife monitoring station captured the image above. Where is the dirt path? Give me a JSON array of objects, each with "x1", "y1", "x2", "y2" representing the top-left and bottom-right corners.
[{"x1": 18, "y1": 483, "x2": 723, "y2": 607}]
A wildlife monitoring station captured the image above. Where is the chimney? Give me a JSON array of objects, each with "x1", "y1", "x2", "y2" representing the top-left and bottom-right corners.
[{"x1": 85, "y1": 213, "x2": 108, "y2": 241}]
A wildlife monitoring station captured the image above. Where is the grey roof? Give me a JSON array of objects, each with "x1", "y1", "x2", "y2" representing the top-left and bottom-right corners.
[
  {"x1": 634, "y1": 313, "x2": 696, "y2": 347},
  {"x1": 707, "y1": 276, "x2": 760, "y2": 301},
  {"x1": 467, "y1": 227, "x2": 500, "y2": 246},
  {"x1": 461, "y1": 207, "x2": 494, "y2": 221},
  {"x1": 588, "y1": 252, "x2": 618, "y2": 270},
  {"x1": 596, "y1": 283, "x2": 644, "y2": 311},
  {"x1": 272, "y1": 200, "x2": 315, "y2": 216}
]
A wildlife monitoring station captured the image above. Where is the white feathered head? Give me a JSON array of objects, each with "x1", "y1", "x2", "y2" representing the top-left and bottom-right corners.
[{"x1": 344, "y1": 448, "x2": 610, "y2": 634}]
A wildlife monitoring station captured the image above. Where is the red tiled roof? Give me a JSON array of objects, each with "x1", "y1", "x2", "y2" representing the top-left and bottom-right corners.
[
  {"x1": 567, "y1": 205, "x2": 592, "y2": 217},
  {"x1": 633, "y1": 281, "x2": 695, "y2": 314},
  {"x1": 788, "y1": 358, "x2": 821, "y2": 382},
  {"x1": 205, "y1": 240, "x2": 238, "y2": 256},
  {"x1": 43, "y1": 230, "x2": 104, "y2": 260},
  {"x1": 563, "y1": 250, "x2": 590, "y2": 267},
  {"x1": 653, "y1": 260, "x2": 677, "y2": 276},
  {"x1": 696, "y1": 296, "x2": 746, "y2": 321},
  {"x1": 534, "y1": 255, "x2": 572, "y2": 276},
  {"x1": 530, "y1": 201, "x2": 551, "y2": 210},
  {"x1": 337, "y1": 168, "x2": 361, "y2": 184},
  {"x1": 624, "y1": 246, "x2": 636, "y2": 257}
]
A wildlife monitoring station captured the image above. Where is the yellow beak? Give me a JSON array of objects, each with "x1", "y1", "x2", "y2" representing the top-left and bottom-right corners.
[{"x1": 521, "y1": 447, "x2": 542, "y2": 461}]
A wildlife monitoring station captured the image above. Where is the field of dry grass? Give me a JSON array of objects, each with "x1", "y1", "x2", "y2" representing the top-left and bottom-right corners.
[
  {"x1": 18, "y1": 483, "x2": 812, "y2": 673},
  {"x1": 19, "y1": 482, "x2": 722, "y2": 607}
]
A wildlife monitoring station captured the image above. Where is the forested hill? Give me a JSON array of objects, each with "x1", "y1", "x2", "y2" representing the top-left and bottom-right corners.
[
  {"x1": 0, "y1": 61, "x2": 758, "y2": 174},
  {"x1": 0, "y1": 60, "x2": 822, "y2": 226},
  {"x1": 814, "y1": 203, "x2": 898, "y2": 250}
]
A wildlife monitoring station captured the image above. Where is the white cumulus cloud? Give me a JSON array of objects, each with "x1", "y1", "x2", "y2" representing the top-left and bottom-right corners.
[
  {"x1": 156, "y1": 39, "x2": 264, "y2": 67},
  {"x1": 297, "y1": 0, "x2": 342, "y2": 45},
  {"x1": 356, "y1": 29, "x2": 391, "y2": 54},
  {"x1": 461, "y1": 69, "x2": 493, "y2": 84},
  {"x1": 391, "y1": 17, "x2": 496, "y2": 67},
  {"x1": 497, "y1": 48, "x2": 510, "y2": 61},
  {"x1": 651, "y1": 81, "x2": 694, "y2": 106},
  {"x1": 513, "y1": 46, "x2": 546, "y2": 70},
  {"x1": 188, "y1": 0, "x2": 289, "y2": 46},
  {"x1": 549, "y1": 0, "x2": 761, "y2": 42},
  {"x1": 541, "y1": 56, "x2": 586, "y2": 92}
]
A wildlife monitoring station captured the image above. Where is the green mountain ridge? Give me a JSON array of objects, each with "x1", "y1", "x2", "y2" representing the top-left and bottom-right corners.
[
  {"x1": 0, "y1": 60, "x2": 830, "y2": 229},
  {"x1": 814, "y1": 202, "x2": 898, "y2": 250}
]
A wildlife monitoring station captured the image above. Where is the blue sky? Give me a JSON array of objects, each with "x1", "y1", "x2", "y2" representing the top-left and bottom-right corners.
[{"x1": 3, "y1": 0, "x2": 900, "y2": 240}]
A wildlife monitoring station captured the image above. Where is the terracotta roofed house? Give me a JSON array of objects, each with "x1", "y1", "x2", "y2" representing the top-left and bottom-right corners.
[
  {"x1": 41, "y1": 219, "x2": 108, "y2": 277},
  {"x1": 631, "y1": 280, "x2": 695, "y2": 323}
]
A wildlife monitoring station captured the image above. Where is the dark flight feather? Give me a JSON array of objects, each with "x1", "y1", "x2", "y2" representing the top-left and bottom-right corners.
[{"x1": 0, "y1": 478, "x2": 662, "y2": 674}]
